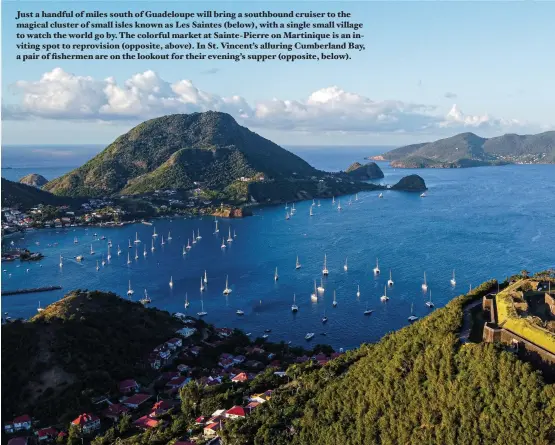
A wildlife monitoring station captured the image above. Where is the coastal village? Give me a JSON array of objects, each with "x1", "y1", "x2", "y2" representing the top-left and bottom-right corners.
[{"x1": 2, "y1": 308, "x2": 343, "y2": 445}]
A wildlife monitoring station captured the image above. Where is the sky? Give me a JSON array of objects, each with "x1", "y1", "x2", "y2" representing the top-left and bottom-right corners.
[{"x1": 2, "y1": 0, "x2": 555, "y2": 148}]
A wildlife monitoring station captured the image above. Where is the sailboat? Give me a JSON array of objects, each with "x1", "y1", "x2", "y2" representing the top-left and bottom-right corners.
[
  {"x1": 305, "y1": 332, "x2": 315, "y2": 340},
  {"x1": 128, "y1": 239, "x2": 132, "y2": 248},
  {"x1": 117, "y1": 244, "x2": 121, "y2": 255},
  {"x1": 317, "y1": 278, "x2": 325, "y2": 293},
  {"x1": 291, "y1": 294, "x2": 299, "y2": 312},
  {"x1": 108, "y1": 239, "x2": 112, "y2": 247},
  {"x1": 356, "y1": 285, "x2": 361, "y2": 298},
  {"x1": 101, "y1": 255, "x2": 106, "y2": 266},
  {"x1": 186, "y1": 239, "x2": 191, "y2": 250},
  {"x1": 143, "y1": 245, "x2": 147, "y2": 257},
  {"x1": 426, "y1": 289, "x2": 435, "y2": 308},
  {"x1": 227, "y1": 227, "x2": 233, "y2": 243},
  {"x1": 408, "y1": 303, "x2": 419, "y2": 322},
  {"x1": 233, "y1": 230, "x2": 237, "y2": 238},
  {"x1": 197, "y1": 297, "x2": 207, "y2": 317},
  {"x1": 285, "y1": 202, "x2": 289, "y2": 210},
  {"x1": 196, "y1": 229, "x2": 202, "y2": 240},
  {"x1": 223, "y1": 275, "x2": 232, "y2": 295},
  {"x1": 204, "y1": 270, "x2": 208, "y2": 284},
  {"x1": 127, "y1": 280, "x2": 134, "y2": 296},
  {"x1": 387, "y1": 269, "x2": 394, "y2": 287},
  {"x1": 343, "y1": 258, "x2": 348, "y2": 272},
  {"x1": 161, "y1": 235, "x2": 165, "y2": 246},
  {"x1": 317, "y1": 200, "x2": 321, "y2": 207},
  {"x1": 373, "y1": 258, "x2": 380, "y2": 275},
  {"x1": 311, "y1": 280, "x2": 318, "y2": 300},
  {"x1": 422, "y1": 272, "x2": 428, "y2": 291},
  {"x1": 378, "y1": 193, "x2": 383, "y2": 198},
  {"x1": 59, "y1": 255, "x2": 63, "y2": 268},
  {"x1": 200, "y1": 277, "x2": 205, "y2": 292},
  {"x1": 127, "y1": 252, "x2": 131, "y2": 265},
  {"x1": 169, "y1": 276, "x2": 173, "y2": 288},
  {"x1": 348, "y1": 198, "x2": 352, "y2": 205},
  {"x1": 450, "y1": 269, "x2": 456, "y2": 286},
  {"x1": 333, "y1": 290, "x2": 337, "y2": 307},
  {"x1": 140, "y1": 289, "x2": 151, "y2": 305},
  {"x1": 221, "y1": 238, "x2": 226, "y2": 249},
  {"x1": 96, "y1": 260, "x2": 100, "y2": 271},
  {"x1": 337, "y1": 199, "x2": 342, "y2": 211},
  {"x1": 151, "y1": 239, "x2": 155, "y2": 252},
  {"x1": 37, "y1": 301, "x2": 43, "y2": 312},
  {"x1": 184, "y1": 293, "x2": 189, "y2": 308},
  {"x1": 285, "y1": 211, "x2": 290, "y2": 220},
  {"x1": 168, "y1": 231, "x2": 172, "y2": 241},
  {"x1": 214, "y1": 220, "x2": 219, "y2": 234},
  {"x1": 309, "y1": 206, "x2": 313, "y2": 217},
  {"x1": 134, "y1": 232, "x2": 141, "y2": 243},
  {"x1": 322, "y1": 254, "x2": 329, "y2": 276},
  {"x1": 355, "y1": 193, "x2": 359, "y2": 201},
  {"x1": 152, "y1": 227, "x2": 158, "y2": 237},
  {"x1": 420, "y1": 192, "x2": 427, "y2": 198},
  {"x1": 322, "y1": 309, "x2": 328, "y2": 323},
  {"x1": 134, "y1": 247, "x2": 139, "y2": 260},
  {"x1": 312, "y1": 199, "x2": 315, "y2": 206},
  {"x1": 295, "y1": 256, "x2": 301, "y2": 270},
  {"x1": 182, "y1": 246, "x2": 186, "y2": 256},
  {"x1": 291, "y1": 203, "x2": 296, "y2": 214},
  {"x1": 90, "y1": 244, "x2": 95, "y2": 255},
  {"x1": 380, "y1": 285, "x2": 389, "y2": 302},
  {"x1": 332, "y1": 196, "x2": 335, "y2": 205},
  {"x1": 364, "y1": 301, "x2": 373, "y2": 315},
  {"x1": 74, "y1": 236, "x2": 78, "y2": 244},
  {"x1": 274, "y1": 267, "x2": 279, "y2": 281},
  {"x1": 236, "y1": 309, "x2": 244, "y2": 316},
  {"x1": 107, "y1": 245, "x2": 111, "y2": 260}
]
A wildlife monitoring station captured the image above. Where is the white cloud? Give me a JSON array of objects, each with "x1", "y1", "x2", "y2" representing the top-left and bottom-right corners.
[{"x1": 3, "y1": 68, "x2": 530, "y2": 136}]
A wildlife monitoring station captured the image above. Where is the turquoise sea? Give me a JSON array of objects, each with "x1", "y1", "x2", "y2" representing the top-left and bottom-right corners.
[{"x1": 2, "y1": 147, "x2": 554, "y2": 349}]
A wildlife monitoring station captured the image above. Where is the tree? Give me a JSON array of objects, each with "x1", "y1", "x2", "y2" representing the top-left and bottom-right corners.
[{"x1": 118, "y1": 413, "x2": 131, "y2": 434}]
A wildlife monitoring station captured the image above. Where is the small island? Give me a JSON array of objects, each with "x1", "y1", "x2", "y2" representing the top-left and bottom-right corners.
[{"x1": 19, "y1": 173, "x2": 49, "y2": 188}]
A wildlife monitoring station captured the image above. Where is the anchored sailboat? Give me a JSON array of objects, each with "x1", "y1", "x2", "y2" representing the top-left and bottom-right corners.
[
  {"x1": 322, "y1": 254, "x2": 329, "y2": 276},
  {"x1": 322, "y1": 309, "x2": 328, "y2": 323},
  {"x1": 356, "y1": 285, "x2": 361, "y2": 298},
  {"x1": 309, "y1": 206, "x2": 313, "y2": 216},
  {"x1": 196, "y1": 229, "x2": 201, "y2": 240},
  {"x1": 168, "y1": 231, "x2": 172, "y2": 241},
  {"x1": 295, "y1": 256, "x2": 301, "y2": 270},
  {"x1": 107, "y1": 245, "x2": 112, "y2": 260},
  {"x1": 221, "y1": 238, "x2": 226, "y2": 249},
  {"x1": 337, "y1": 199, "x2": 342, "y2": 211},
  {"x1": 151, "y1": 239, "x2": 155, "y2": 252},
  {"x1": 422, "y1": 272, "x2": 428, "y2": 291},
  {"x1": 204, "y1": 270, "x2": 208, "y2": 284},
  {"x1": 426, "y1": 289, "x2": 435, "y2": 308},
  {"x1": 311, "y1": 280, "x2": 318, "y2": 300},
  {"x1": 134, "y1": 232, "x2": 141, "y2": 244},
  {"x1": 387, "y1": 269, "x2": 394, "y2": 286},
  {"x1": 184, "y1": 293, "x2": 189, "y2": 308},
  {"x1": 128, "y1": 239, "x2": 132, "y2": 248},
  {"x1": 140, "y1": 289, "x2": 151, "y2": 305},
  {"x1": 450, "y1": 269, "x2": 456, "y2": 286},
  {"x1": 214, "y1": 220, "x2": 219, "y2": 234},
  {"x1": 378, "y1": 193, "x2": 383, "y2": 198},
  {"x1": 227, "y1": 227, "x2": 233, "y2": 243},
  {"x1": 380, "y1": 285, "x2": 389, "y2": 302},
  {"x1": 127, "y1": 280, "x2": 134, "y2": 296},
  {"x1": 373, "y1": 258, "x2": 380, "y2": 275},
  {"x1": 200, "y1": 277, "x2": 205, "y2": 292},
  {"x1": 134, "y1": 247, "x2": 139, "y2": 260},
  {"x1": 169, "y1": 276, "x2": 173, "y2": 288},
  {"x1": 343, "y1": 258, "x2": 348, "y2": 272},
  {"x1": 274, "y1": 267, "x2": 279, "y2": 281},
  {"x1": 59, "y1": 255, "x2": 63, "y2": 268},
  {"x1": 90, "y1": 244, "x2": 95, "y2": 255},
  {"x1": 223, "y1": 275, "x2": 232, "y2": 295},
  {"x1": 291, "y1": 294, "x2": 299, "y2": 312},
  {"x1": 285, "y1": 211, "x2": 290, "y2": 220},
  {"x1": 161, "y1": 235, "x2": 165, "y2": 246},
  {"x1": 117, "y1": 244, "x2": 121, "y2": 255},
  {"x1": 333, "y1": 290, "x2": 337, "y2": 307},
  {"x1": 317, "y1": 277, "x2": 325, "y2": 293},
  {"x1": 408, "y1": 303, "x2": 419, "y2": 322},
  {"x1": 317, "y1": 200, "x2": 321, "y2": 207},
  {"x1": 152, "y1": 227, "x2": 158, "y2": 237},
  {"x1": 37, "y1": 301, "x2": 44, "y2": 312},
  {"x1": 96, "y1": 260, "x2": 100, "y2": 271},
  {"x1": 332, "y1": 196, "x2": 335, "y2": 205},
  {"x1": 143, "y1": 245, "x2": 147, "y2": 257},
  {"x1": 186, "y1": 239, "x2": 191, "y2": 250},
  {"x1": 197, "y1": 297, "x2": 207, "y2": 317}
]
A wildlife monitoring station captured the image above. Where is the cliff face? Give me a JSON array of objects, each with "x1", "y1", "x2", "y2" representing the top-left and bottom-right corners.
[{"x1": 390, "y1": 174, "x2": 427, "y2": 192}]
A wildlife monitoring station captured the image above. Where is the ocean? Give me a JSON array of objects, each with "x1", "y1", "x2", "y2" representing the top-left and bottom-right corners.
[{"x1": 2, "y1": 146, "x2": 554, "y2": 349}]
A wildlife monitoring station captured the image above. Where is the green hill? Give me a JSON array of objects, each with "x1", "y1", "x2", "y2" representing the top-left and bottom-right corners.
[
  {"x1": 44, "y1": 112, "x2": 319, "y2": 197},
  {"x1": 344, "y1": 162, "x2": 384, "y2": 180},
  {"x1": 222, "y1": 280, "x2": 555, "y2": 445},
  {"x1": 1, "y1": 177, "x2": 68, "y2": 209},
  {"x1": 372, "y1": 131, "x2": 555, "y2": 168},
  {"x1": 18, "y1": 173, "x2": 49, "y2": 188},
  {"x1": 1, "y1": 290, "x2": 181, "y2": 424}
]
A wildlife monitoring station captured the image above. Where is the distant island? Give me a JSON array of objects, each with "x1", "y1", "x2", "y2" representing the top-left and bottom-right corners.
[
  {"x1": 19, "y1": 173, "x2": 49, "y2": 188},
  {"x1": 369, "y1": 131, "x2": 555, "y2": 168}
]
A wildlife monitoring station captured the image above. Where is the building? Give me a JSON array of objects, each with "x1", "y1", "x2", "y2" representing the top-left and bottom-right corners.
[
  {"x1": 71, "y1": 413, "x2": 100, "y2": 434},
  {"x1": 37, "y1": 427, "x2": 58, "y2": 441},
  {"x1": 204, "y1": 421, "x2": 222, "y2": 437},
  {"x1": 102, "y1": 403, "x2": 129, "y2": 421},
  {"x1": 231, "y1": 372, "x2": 248, "y2": 383},
  {"x1": 123, "y1": 393, "x2": 152, "y2": 409},
  {"x1": 151, "y1": 400, "x2": 173, "y2": 417},
  {"x1": 119, "y1": 379, "x2": 139, "y2": 394},
  {"x1": 4, "y1": 414, "x2": 32, "y2": 433},
  {"x1": 133, "y1": 415, "x2": 160, "y2": 430},
  {"x1": 224, "y1": 406, "x2": 246, "y2": 419}
]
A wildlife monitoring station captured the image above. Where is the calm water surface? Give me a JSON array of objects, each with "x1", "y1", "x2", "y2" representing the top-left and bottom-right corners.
[{"x1": 2, "y1": 149, "x2": 554, "y2": 349}]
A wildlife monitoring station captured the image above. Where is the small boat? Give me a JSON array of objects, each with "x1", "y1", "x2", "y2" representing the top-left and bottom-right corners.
[
  {"x1": 317, "y1": 200, "x2": 321, "y2": 207},
  {"x1": 343, "y1": 258, "x2": 348, "y2": 272},
  {"x1": 312, "y1": 199, "x2": 315, "y2": 206},
  {"x1": 337, "y1": 199, "x2": 342, "y2": 211},
  {"x1": 221, "y1": 238, "x2": 226, "y2": 249},
  {"x1": 197, "y1": 297, "x2": 207, "y2": 316},
  {"x1": 311, "y1": 280, "x2": 318, "y2": 300},
  {"x1": 274, "y1": 267, "x2": 279, "y2": 281},
  {"x1": 295, "y1": 256, "x2": 301, "y2": 270},
  {"x1": 408, "y1": 303, "x2": 419, "y2": 322},
  {"x1": 332, "y1": 196, "x2": 335, "y2": 205},
  {"x1": 143, "y1": 245, "x2": 147, "y2": 257},
  {"x1": 184, "y1": 293, "x2": 190, "y2": 309},
  {"x1": 90, "y1": 244, "x2": 95, "y2": 255},
  {"x1": 262, "y1": 334, "x2": 269, "y2": 339},
  {"x1": 134, "y1": 248, "x2": 139, "y2": 260},
  {"x1": 422, "y1": 272, "x2": 428, "y2": 291},
  {"x1": 96, "y1": 260, "x2": 100, "y2": 271},
  {"x1": 285, "y1": 203, "x2": 289, "y2": 209},
  {"x1": 186, "y1": 239, "x2": 191, "y2": 250},
  {"x1": 236, "y1": 309, "x2": 244, "y2": 316},
  {"x1": 152, "y1": 227, "x2": 158, "y2": 237},
  {"x1": 134, "y1": 232, "x2": 141, "y2": 244},
  {"x1": 100, "y1": 235, "x2": 106, "y2": 240},
  {"x1": 227, "y1": 227, "x2": 233, "y2": 243},
  {"x1": 161, "y1": 236, "x2": 165, "y2": 246},
  {"x1": 204, "y1": 270, "x2": 208, "y2": 284},
  {"x1": 128, "y1": 239, "x2": 132, "y2": 248},
  {"x1": 309, "y1": 206, "x2": 314, "y2": 217},
  {"x1": 291, "y1": 203, "x2": 296, "y2": 214},
  {"x1": 291, "y1": 293, "x2": 299, "y2": 312},
  {"x1": 322, "y1": 254, "x2": 329, "y2": 276},
  {"x1": 364, "y1": 301, "x2": 373, "y2": 316},
  {"x1": 378, "y1": 193, "x2": 383, "y2": 198},
  {"x1": 265, "y1": 329, "x2": 272, "y2": 333},
  {"x1": 387, "y1": 269, "x2": 394, "y2": 287},
  {"x1": 233, "y1": 230, "x2": 237, "y2": 238},
  {"x1": 450, "y1": 269, "x2": 456, "y2": 286},
  {"x1": 117, "y1": 245, "x2": 121, "y2": 255},
  {"x1": 108, "y1": 239, "x2": 112, "y2": 247},
  {"x1": 246, "y1": 333, "x2": 252, "y2": 337},
  {"x1": 333, "y1": 290, "x2": 337, "y2": 307},
  {"x1": 200, "y1": 277, "x2": 205, "y2": 292},
  {"x1": 317, "y1": 278, "x2": 325, "y2": 293},
  {"x1": 373, "y1": 258, "x2": 380, "y2": 275},
  {"x1": 151, "y1": 239, "x2": 155, "y2": 252},
  {"x1": 355, "y1": 193, "x2": 359, "y2": 201},
  {"x1": 285, "y1": 211, "x2": 290, "y2": 220},
  {"x1": 140, "y1": 289, "x2": 151, "y2": 305},
  {"x1": 101, "y1": 255, "x2": 106, "y2": 266},
  {"x1": 426, "y1": 289, "x2": 435, "y2": 308},
  {"x1": 380, "y1": 285, "x2": 389, "y2": 302},
  {"x1": 223, "y1": 275, "x2": 232, "y2": 295},
  {"x1": 356, "y1": 285, "x2": 360, "y2": 298},
  {"x1": 322, "y1": 310, "x2": 328, "y2": 323},
  {"x1": 169, "y1": 276, "x2": 173, "y2": 288},
  {"x1": 37, "y1": 301, "x2": 44, "y2": 312},
  {"x1": 127, "y1": 280, "x2": 134, "y2": 296},
  {"x1": 348, "y1": 198, "x2": 352, "y2": 205},
  {"x1": 214, "y1": 220, "x2": 219, "y2": 234},
  {"x1": 74, "y1": 237, "x2": 78, "y2": 244},
  {"x1": 182, "y1": 246, "x2": 186, "y2": 256},
  {"x1": 420, "y1": 192, "x2": 427, "y2": 198},
  {"x1": 168, "y1": 231, "x2": 172, "y2": 241},
  {"x1": 107, "y1": 245, "x2": 112, "y2": 260},
  {"x1": 76, "y1": 255, "x2": 84, "y2": 262},
  {"x1": 59, "y1": 255, "x2": 63, "y2": 268},
  {"x1": 127, "y1": 252, "x2": 131, "y2": 265},
  {"x1": 305, "y1": 332, "x2": 315, "y2": 341}
]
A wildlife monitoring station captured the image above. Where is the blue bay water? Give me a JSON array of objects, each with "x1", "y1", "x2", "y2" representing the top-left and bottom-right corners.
[{"x1": 2, "y1": 146, "x2": 554, "y2": 349}]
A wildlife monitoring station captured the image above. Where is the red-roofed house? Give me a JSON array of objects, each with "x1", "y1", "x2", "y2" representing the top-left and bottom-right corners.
[
  {"x1": 225, "y1": 406, "x2": 246, "y2": 419},
  {"x1": 166, "y1": 376, "x2": 188, "y2": 390},
  {"x1": 161, "y1": 371, "x2": 180, "y2": 381},
  {"x1": 151, "y1": 400, "x2": 173, "y2": 416},
  {"x1": 37, "y1": 427, "x2": 58, "y2": 441},
  {"x1": 195, "y1": 416, "x2": 206, "y2": 425},
  {"x1": 246, "y1": 401, "x2": 260, "y2": 413},
  {"x1": 231, "y1": 372, "x2": 248, "y2": 383},
  {"x1": 71, "y1": 413, "x2": 100, "y2": 434},
  {"x1": 218, "y1": 358, "x2": 234, "y2": 369},
  {"x1": 123, "y1": 393, "x2": 152, "y2": 409},
  {"x1": 204, "y1": 421, "x2": 222, "y2": 437},
  {"x1": 102, "y1": 403, "x2": 129, "y2": 421},
  {"x1": 12, "y1": 415, "x2": 32, "y2": 432},
  {"x1": 133, "y1": 415, "x2": 159, "y2": 430},
  {"x1": 119, "y1": 379, "x2": 139, "y2": 394}
]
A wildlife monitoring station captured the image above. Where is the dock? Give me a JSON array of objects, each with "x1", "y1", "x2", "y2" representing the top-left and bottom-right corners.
[{"x1": 1, "y1": 286, "x2": 62, "y2": 296}]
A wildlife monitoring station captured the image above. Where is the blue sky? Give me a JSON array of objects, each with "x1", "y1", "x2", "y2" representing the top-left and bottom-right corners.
[{"x1": 2, "y1": 0, "x2": 554, "y2": 147}]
